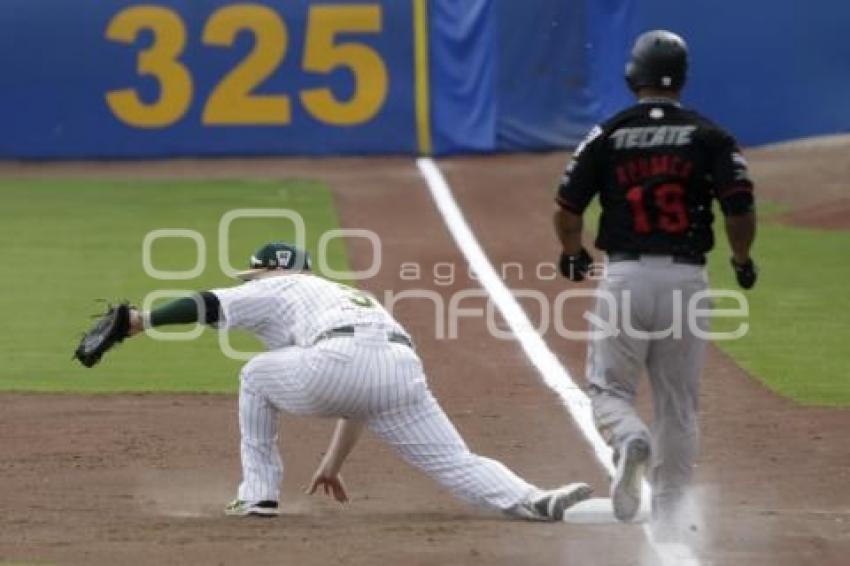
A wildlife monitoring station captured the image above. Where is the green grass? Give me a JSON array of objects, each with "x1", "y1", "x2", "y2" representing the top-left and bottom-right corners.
[
  {"x1": 3, "y1": 177, "x2": 847, "y2": 406},
  {"x1": 707, "y1": 210, "x2": 850, "y2": 406},
  {"x1": 0, "y1": 178, "x2": 350, "y2": 393},
  {"x1": 584, "y1": 200, "x2": 850, "y2": 406}
]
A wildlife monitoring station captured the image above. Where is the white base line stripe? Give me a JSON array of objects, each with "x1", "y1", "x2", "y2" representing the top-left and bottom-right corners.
[{"x1": 416, "y1": 157, "x2": 701, "y2": 566}]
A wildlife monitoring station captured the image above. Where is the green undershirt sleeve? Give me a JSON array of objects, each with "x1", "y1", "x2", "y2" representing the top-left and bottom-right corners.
[{"x1": 148, "y1": 292, "x2": 220, "y2": 327}]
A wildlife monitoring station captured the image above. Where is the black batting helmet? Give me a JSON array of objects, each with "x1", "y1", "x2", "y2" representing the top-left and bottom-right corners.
[{"x1": 625, "y1": 30, "x2": 688, "y2": 92}]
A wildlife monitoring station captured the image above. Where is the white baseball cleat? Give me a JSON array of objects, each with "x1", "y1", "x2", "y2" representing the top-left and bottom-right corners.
[
  {"x1": 224, "y1": 499, "x2": 280, "y2": 517},
  {"x1": 611, "y1": 437, "x2": 650, "y2": 522},
  {"x1": 511, "y1": 483, "x2": 594, "y2": 521}
]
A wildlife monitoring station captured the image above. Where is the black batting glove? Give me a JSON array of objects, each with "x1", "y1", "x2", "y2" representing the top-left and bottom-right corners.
[
  {"x1": 559, "y1": 248, "x2": 593, "y2": 282},
  {"x1": 730, "y1": 257, "x2": 758, "y2": 289}
]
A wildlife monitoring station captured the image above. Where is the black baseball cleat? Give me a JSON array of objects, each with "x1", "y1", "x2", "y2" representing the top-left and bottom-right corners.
[
  {"x1": 224, "y1": 499, "x2": 280, "y2": 517},
  {"x1": 508, "y1": 483, "x2": 594, "y2": 521},
  {"x1": 612, "y1": 437, "x2": 651, "y2": 522},
  {"x1": 532, "y1": 483, "x2": 594, "y2": 521}
]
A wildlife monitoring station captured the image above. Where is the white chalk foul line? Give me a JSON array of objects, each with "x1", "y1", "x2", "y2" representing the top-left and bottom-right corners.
[{"x1": 416, "y1": 157, "x2": 701, "y2": 566}]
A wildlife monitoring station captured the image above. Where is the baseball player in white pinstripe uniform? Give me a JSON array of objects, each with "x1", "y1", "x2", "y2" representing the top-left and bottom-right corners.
[{"x1": 124, "y1": 242, "x2": 592, "y2": 520}]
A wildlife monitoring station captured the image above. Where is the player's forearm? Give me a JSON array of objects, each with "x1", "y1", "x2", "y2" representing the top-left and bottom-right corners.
[
  {"x1": 724, "y1": 211, "x2": 756, "y2": 263},
  {"x1": 554, "y1": 208, "x2": 584, "y2": 255},
  {"x1": 129, "y1": 292, "x2": 221, "y2": 336},
  {"x1": 321, "y1": 418, "x2": 366, "y2": 475}
]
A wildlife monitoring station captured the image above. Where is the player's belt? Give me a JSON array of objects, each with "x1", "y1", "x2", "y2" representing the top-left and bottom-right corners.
[
  {"x1": 607, "y1": 252, "x2": 706, "y2": 266},
  {"x1": 313, "y1": 325, "x2": 414, "y2": 349}
]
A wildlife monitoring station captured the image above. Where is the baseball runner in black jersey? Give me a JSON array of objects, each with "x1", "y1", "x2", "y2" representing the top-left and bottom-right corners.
[{"x1": 553, "y1": 30, "x2": 757, "y2": 539}]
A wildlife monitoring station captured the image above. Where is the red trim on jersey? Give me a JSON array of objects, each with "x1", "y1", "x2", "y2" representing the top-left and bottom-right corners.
[
  {"x1": 555, "y1": 196, "x2": 583, "y2": 214},
  {"x1": 718, "y1": 184, "x2": 753, "y2": 199}
]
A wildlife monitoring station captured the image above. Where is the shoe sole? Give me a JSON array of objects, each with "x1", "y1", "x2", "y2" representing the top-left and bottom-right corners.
[
  {"x1": 225, "y1": 506, "x2": 280, "y2": 517},
  {"x1": 548, "y1": 483, "x2": 594, "y2": 521},
  {"x1": 612, "y1": 439, "x2": 650, "y2": 522}
]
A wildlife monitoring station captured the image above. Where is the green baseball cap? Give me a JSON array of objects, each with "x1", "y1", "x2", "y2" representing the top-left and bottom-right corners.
[{"x1": 235, "y1": 242, "x2": 312, "y2": 280}]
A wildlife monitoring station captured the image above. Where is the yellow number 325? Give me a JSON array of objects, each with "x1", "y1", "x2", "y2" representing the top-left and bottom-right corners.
[{"x1": 105, "y1": 3, "x2": 388, "y2": 129}]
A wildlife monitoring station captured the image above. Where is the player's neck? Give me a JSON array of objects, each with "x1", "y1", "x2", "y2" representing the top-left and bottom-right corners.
[{"x1": 635, "y1": 88, "x2": 681, "y2": 106}]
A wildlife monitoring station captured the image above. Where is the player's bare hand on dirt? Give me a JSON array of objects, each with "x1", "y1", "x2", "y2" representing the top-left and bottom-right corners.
[{"x1": 307, "y1": 469, "x2": 349, "y2": 503}]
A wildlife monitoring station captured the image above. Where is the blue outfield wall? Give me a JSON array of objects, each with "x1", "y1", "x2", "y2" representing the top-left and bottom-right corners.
[
  {"x1": 0, "y1": 0, "x2": 848, "y2": 158},
  {"x1": 0, "y1": 0, "x2": 420, "y2": 158},
  {"x1": 428, "y1": 0, "x2": 631, "y2": 153},
  {"x1": 494, "y1": 0, "x2": 633, "y2": 151},
  {"x1": 634, "y1": 1, "x2": 850, "y2": 146}
]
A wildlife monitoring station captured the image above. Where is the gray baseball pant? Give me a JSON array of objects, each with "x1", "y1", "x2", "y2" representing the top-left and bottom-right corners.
[{"x1": 586, "y1": 256, "x2": 709, "y2": 517}]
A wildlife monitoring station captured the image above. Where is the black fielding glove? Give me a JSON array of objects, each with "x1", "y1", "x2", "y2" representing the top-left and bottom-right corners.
[
  {"x1": 730, "y1": 257, "x2": 758, "y2": 289},
  {"x1": 74, "y1": 302, "x2": 132, "y2": 368},
  {"x1": 559, "y1": 248, "x2": 593, "y2": 282}
]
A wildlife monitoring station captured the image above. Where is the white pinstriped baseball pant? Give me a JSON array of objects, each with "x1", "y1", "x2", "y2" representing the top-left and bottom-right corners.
[{"x1": 237, "y1": 327, "x2": 536, "y2": 511}]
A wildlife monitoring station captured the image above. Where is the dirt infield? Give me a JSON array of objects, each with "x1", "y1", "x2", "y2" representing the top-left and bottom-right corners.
[
  {"x1": 1, "y1": 145, "x2": 849, "y2": 565},
  {"x1": 746, "y1": 134, "x2": 850, "y2": 229}
]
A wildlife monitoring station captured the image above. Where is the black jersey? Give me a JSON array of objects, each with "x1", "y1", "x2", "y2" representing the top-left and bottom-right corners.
[{"x1": 556, "y1": 99, "x2": 754, "y2": 256}]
